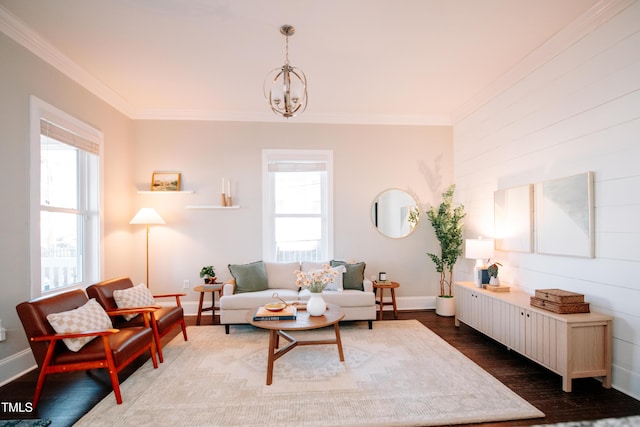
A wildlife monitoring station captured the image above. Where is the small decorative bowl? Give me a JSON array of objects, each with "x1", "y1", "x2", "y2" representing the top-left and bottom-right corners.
[{"x1": 264, "y1": 302, "x2": 287, "y2": 312}]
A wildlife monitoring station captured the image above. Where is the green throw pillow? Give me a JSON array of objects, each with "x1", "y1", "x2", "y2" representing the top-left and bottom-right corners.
[
  {"x1": 330, "y1": 260, "x2": 365, "y2": 291},
  {"x1": 228, "y1": 261, "x2": 268, "y2": 293}
]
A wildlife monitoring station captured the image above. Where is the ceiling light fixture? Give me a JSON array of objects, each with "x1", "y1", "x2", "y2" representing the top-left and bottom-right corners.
[{"x1": 264, "y1": 25, "x2": 308, "y2": 118}]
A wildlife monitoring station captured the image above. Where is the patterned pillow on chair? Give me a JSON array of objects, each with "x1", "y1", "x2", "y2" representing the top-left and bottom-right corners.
[
  {"x1": 113, "y1": 283, "x2": 156, "y2": 320},
  {"x1": 46, "y1": 298, "x2": 113, "y2": 352}
]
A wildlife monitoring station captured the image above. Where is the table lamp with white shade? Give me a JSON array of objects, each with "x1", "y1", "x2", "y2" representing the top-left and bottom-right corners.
[
  {"x1": 130, "y1": 208, "x2": 165, "y2": 288},
  {"x1": 465, "y1": 237, "x2": 494, "y2": 287}
]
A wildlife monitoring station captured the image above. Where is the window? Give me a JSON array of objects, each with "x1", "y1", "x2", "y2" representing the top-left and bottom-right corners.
[
  {"x1": 30, "y1": 97, "x2": 102, "y2": 296},
  {"x1": 263, "y1": 150, "x2": 333, "y2": 262}
]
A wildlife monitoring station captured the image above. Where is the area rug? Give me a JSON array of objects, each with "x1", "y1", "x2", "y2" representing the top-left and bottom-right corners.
[
  {"x1": 0, "y1": 420, "x2": 51, "y2": 427},
  {"x1": 535, "y1": 417, "x2": 640, "y2": 426},
  {"x1": 75, "y1": 320, "x2": 544, "y2": 426}
]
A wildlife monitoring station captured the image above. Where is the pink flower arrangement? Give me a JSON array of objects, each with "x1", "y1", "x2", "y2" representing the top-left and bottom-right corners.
[{"x1": 295, "y1": 265, "x2": 339, "y2": 293}]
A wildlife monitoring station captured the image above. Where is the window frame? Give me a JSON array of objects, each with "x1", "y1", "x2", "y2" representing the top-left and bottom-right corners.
[
  {"x1": 29, "y1": 96, "x2": 104, "y2": 297},
  {"x1": 262, "y1": 149, "x2": 334, "y2": 262}
]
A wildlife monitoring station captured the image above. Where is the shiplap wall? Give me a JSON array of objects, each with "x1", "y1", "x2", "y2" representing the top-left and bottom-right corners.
[{"x1": 452, "y1": 0, "x2": 640, "y2": 399}]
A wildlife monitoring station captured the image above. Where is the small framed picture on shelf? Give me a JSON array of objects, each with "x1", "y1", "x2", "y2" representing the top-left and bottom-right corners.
[{"x1": 151, "y1": 172, "x2": 181, "y2": 191}]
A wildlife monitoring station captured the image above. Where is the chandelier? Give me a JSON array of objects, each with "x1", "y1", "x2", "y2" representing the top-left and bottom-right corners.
[{"x1": 264, "y1": 25, "x2": 308, "y2": 118}]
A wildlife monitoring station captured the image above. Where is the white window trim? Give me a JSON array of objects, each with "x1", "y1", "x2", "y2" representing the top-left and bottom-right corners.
[
  {"x1": 262, "y1": 149, "x2": 334, "y2": 262},
  {"x1": 29, "y1": 96, "x2": 104, "y2": 297}
]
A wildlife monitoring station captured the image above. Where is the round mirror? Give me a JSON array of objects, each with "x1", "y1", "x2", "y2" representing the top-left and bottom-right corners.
[{"x1": 371, "y1": 189, "x2": 420, "y2": 238}]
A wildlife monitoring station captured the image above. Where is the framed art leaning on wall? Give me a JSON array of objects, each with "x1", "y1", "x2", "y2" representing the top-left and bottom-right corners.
[
  {"x1": 494, "y1": 184, "x2": 534, "y2": 252},
  {"x1": 535, "y1": 171, "x2": 594, "y2": 258},
  {"x1": 151, "y1": 172, "x2": 181, "y2": 191}
]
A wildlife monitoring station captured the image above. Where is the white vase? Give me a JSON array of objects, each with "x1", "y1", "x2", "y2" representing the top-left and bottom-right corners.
[
  {"x1": 306, "y1": 292, "x2": 327, "y2": 316},
  {"x1": 489, "y1": 276, "x2": 500, "y2": 286},
  {"x1": 435, "y1": 296, "x2": 456, "y2": 317}
]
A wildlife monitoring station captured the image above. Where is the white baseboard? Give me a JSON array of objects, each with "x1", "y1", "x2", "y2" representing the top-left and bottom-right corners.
[
  {"x1": 392, "y1": 296, "x2": 436, "y2": 311},
  {"x1": 0, "y1": 349, "x2": 37, "y2": 387}
]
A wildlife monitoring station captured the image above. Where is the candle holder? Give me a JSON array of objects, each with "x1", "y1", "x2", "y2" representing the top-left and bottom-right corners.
[{"x1": 220, "y1": 193, "x2": 228, "y2": 207}]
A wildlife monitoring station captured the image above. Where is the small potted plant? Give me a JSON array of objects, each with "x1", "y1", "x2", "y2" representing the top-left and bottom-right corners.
[
  {"x1": 487, "y1": 262, "x2": 502, "y2": 286},
  {"x1": 199, "y1": 265, "x2": 216, "y2": 284}
]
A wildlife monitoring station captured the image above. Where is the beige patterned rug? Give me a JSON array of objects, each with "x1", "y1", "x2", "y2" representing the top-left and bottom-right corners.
[{"x1": 75, "y1": 320, "x2": 544, "y2": 426}]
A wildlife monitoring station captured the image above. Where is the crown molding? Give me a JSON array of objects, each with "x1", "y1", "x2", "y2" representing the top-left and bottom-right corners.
[
  {"x1": 0, "y1": 5, "x2": 135, "y2": 117},
  {"x1": 132, "y1": 108, "x2": 452, "y2": 126},
  {"x1": 450, "y1": 0, "x2": 636, "y2": 124}
]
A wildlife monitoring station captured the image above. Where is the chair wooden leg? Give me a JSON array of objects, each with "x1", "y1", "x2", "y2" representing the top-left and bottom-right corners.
[
  {"x1": 32, "y1": 370, "x2": 46, "y2": 409},
  {"x1": 101, "y1": 336, "x2": 123, "y2": 404},
  {"x1": 180, "y1": 319, "x2": 188, "y2": 341},
  {"x1": 32, "y1": 340, "x2": 58, "y2": 408},
  {"x1": 150, "y1": 316, "x2": 164, "y2": 363},
  {"x1": 149, "y1": 342, "x2": 158, "y2": 369}
]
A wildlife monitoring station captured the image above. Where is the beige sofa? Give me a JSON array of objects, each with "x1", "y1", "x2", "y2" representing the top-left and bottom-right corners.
[{"x1": 219, "y1": 260, "x2": 376, "y2": 333}]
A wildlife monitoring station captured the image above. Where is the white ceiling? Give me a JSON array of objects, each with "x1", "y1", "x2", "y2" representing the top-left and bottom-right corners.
[{"x1": 0, "y1": 0, "x2": 600, "y2": 124}]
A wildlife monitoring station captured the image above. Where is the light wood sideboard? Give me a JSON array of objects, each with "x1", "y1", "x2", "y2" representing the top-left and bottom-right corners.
[{"x1": 454, "y1": 281, "x2": 612, "y2": 392}]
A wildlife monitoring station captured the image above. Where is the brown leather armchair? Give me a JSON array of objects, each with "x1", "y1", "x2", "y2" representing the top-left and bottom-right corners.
[
  {"x1": 87, "y1": 276, "x2": 188, "y2": 363},
  {"x1": 16, "y1": 289, "x2": 158, "y2": 408}
]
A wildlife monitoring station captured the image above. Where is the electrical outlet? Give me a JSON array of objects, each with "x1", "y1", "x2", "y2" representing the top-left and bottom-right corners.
[{"x1": 183, "y1": 279, "x2": 190, "y2": 289}]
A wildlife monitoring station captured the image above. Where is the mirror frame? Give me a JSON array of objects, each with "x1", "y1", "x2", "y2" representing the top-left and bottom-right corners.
[{"x1": 371, "y1": 188, "x2": 420, "y2": 239}]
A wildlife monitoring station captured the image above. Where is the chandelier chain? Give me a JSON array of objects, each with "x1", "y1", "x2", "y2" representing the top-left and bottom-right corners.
[{"x1": 284, "y1": 33, "x2": 290, "y2": 66}]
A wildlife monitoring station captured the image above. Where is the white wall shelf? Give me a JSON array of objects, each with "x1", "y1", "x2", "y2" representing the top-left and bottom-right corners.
[
  {"x1": 137, "y1": 190, "x2": 194, "y2": 194},
  {"x1": 185, "y1": 205, "x2": 240, "y2": 210}
]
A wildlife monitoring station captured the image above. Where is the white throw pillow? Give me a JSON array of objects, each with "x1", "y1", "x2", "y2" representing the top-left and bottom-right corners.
[
  {"x1": 113, "y1": 283, "x2": 156, "y2": 320},
  {"x1": 308, "y1": 265, "x2": 345, "y2": 291},
  {"x1": 47, "y1": 299, "x2": 113, "y2": 352}
]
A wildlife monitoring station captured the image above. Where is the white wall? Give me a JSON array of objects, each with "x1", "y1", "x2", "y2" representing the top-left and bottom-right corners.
[
  {"x1": 130, "y1": 120, "x2": 453, "y2": 311},
  {"x1": 0, "y1": 32, "x2": 134, "y2": 385},
  {"x1": 453, "y1": 1, "x2": 640, "y2": 399}
]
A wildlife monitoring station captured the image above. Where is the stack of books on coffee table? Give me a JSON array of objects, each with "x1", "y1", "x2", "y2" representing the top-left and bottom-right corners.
[{"x1": 253, "y1": 305, "x2": 297, "y2": 321}]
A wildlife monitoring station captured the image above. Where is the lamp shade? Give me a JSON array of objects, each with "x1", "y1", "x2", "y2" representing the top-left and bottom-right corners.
[
  {"x1": 129, "y1": 208, "x2": 165, "y2": 225},
  {"x1": 465, "y1": 238, "x2": 494, "y2": 260}
]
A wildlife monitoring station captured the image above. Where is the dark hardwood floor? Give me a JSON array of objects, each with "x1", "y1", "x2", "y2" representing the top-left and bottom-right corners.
[{"x1": 1, "y1": 310, "x2": 639, "y2": 426}]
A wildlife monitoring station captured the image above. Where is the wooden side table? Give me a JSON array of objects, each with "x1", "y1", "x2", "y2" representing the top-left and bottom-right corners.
[
  {"x1": 373, "y1": 281, "x2": 400, "y2": 320},
  {"x1": 194, "y1": 284, "x2": 223, "y2": 325}
]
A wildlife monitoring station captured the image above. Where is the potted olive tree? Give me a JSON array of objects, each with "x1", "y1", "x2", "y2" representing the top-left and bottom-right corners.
[{"x1": 426, "y1": 185, "x2": 466, "y2": 316}]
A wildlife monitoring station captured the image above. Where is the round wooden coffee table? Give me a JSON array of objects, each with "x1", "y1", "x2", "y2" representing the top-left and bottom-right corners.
[{"x1": 246, "y1": 304, "x2": 345, "y2": 385}]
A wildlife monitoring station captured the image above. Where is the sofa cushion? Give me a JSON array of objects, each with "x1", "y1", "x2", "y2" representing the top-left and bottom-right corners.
[
  {"x1": 228, "y1": 261, "x2": 268, "y2": 293},
  {"x1": 113, "y1": 283, "x2": 156, "y2": 321},
  {"x1": 299, "y1": 289, "x2": 375, "y2": 307},
  {"x1": 220, "y1": 289, "x2": 300, "y2": 310},
  {"x1": 331, "y1": 260, "x2": 366, "y2": 291},
  {"x1": 265, "y1": 262, "x2": 300, "y2": 290},
  {"x1": 46, "y1": 298, "x2": 113, "y2": 352}
]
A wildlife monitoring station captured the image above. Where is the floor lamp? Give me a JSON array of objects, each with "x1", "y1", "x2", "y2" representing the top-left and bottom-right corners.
[{"x1": 130, "y1": 208, "x2": 165, "y2": 288}]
